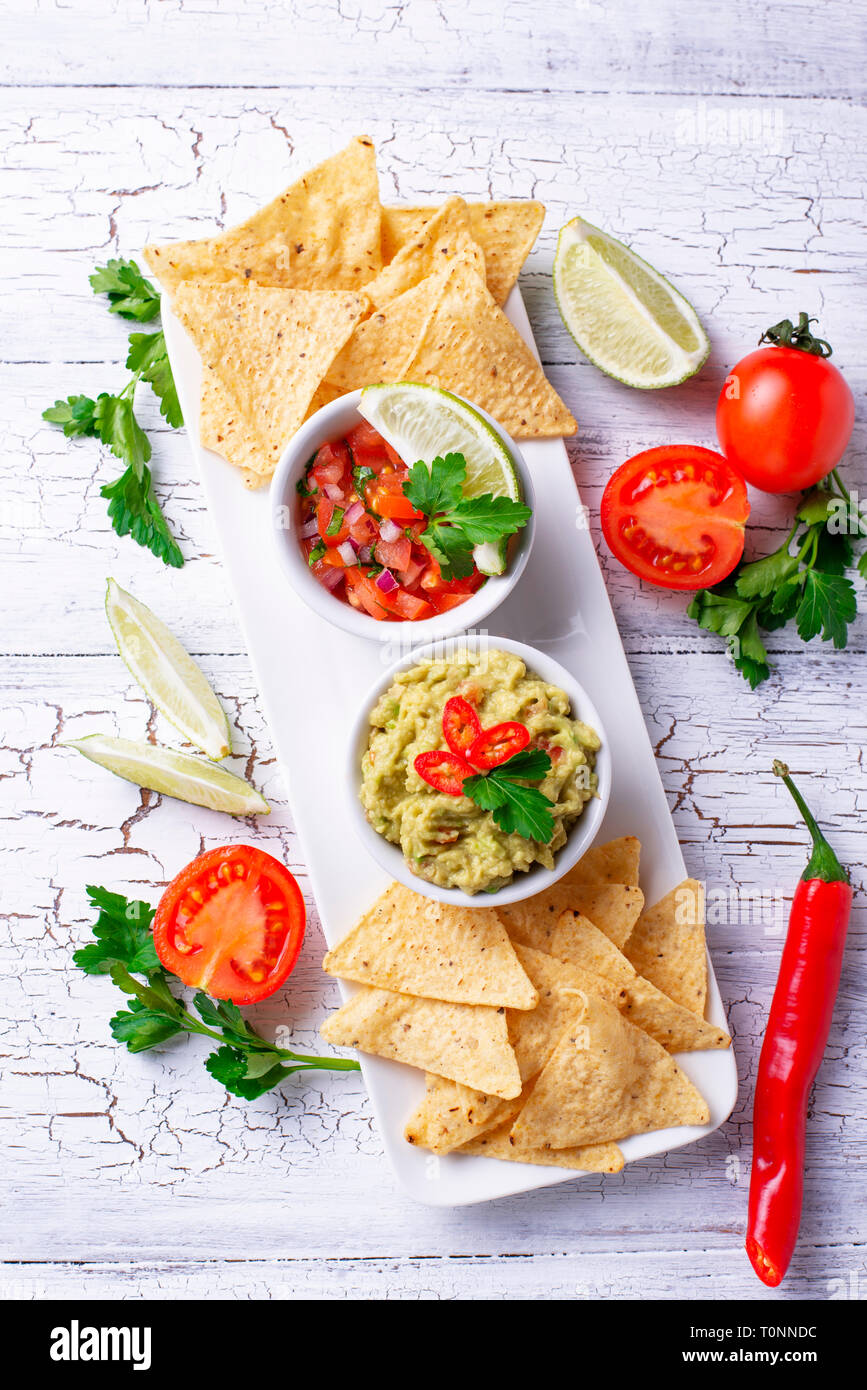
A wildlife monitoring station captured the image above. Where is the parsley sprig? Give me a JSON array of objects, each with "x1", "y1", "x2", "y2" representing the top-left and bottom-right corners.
[
  {"x1": 43, "y1": 260, "x2": 184, "y2": 568},
  {"x1": 74, "y1": 886, "x2": 359, "y2": 1100},
  {"x1": 403, "y1": 453, "x2": 531, "y2": 579},
  {"x1": 463, "y1": 748, "x2": 556, "y2": 842},
  {"x1": 687, "y1": 473, "x2": 866, "y2": 688}
]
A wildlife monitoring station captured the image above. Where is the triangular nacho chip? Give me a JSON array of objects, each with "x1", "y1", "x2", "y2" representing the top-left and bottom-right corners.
[
  {"x1": 174, "y1": 281, "x2": 367, "y2": 475},
  {"x1": 325, "y1": 276, "x2": 440, "y2": 393},
  {"x1": 381, "y1": 200, "x2": 545, "y2": 305},
  {"x1": 320, "y1": 987, "x2": 520, "y2": 1099},
  {"x1": 510, "y1": 991, "x2": 710, "y2": 1150},
  {"x1": 322, "y1": 884, "x2": 538, "y2": 1009},
  {"x1": 499, "y1": 883, "x2": 643, "y2": 954},
  {"x1": 363, "y1": 196, "x2": 484, "y2": 309},
  {"x1": 145, "y1": 135, "x2": 381, "y2": 294},
  {"x1": 403, "y1": 944, "x2": 624, "y2": 1154},
  {"x1": 624, "y1": 880, "x2": 708, "y2": 1017},
  {"x1": 622, "y1": 974, "x2": 730, "y2": 1053},
  {"x1": 562, "y1": 836, "x2": 641, "y2": 888},
  {"x1": 404, "y1": 258, "x2": 576, "y2": 438},
  {"x1": 460, "y1": 1107, "x2": 624, "y2": 1172}
]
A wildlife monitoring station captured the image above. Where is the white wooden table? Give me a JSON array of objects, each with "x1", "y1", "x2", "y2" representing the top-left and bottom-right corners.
[{"x1": 2, "y1": 0, "x2": 864, "y2": 1302}]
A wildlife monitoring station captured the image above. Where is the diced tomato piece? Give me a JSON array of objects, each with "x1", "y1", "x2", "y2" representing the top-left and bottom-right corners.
[
  {"x1": 344, "y1": 568, "x2": 389, "y2": 619},
  {"x1": 384, "y1": 441, "x2": 406, "y2": 468},
  {"x1": 429, "y1": 592, "x2": 472, "y2": 614},
  {"x1": 369, "y1": 488, "x2": 422, "y2": 522},
  {"x1": 345, "y1": 422, "x2": 391, "y2": 474},
  {"x1": 375, "y1": 535, "x2": 412, "y2": 571},
  {"x1": 316, "y1": 498, "x2": 351, "y2": 547},
  {"x1": 392, "y1": 590, "x2": 435, "y2": 621},
  {"x1": 395, "y1": 557, "x2": 426, "y2": 589},
  {"x1": 348, "y1": 511, "x2": 379, "y2": 547}
]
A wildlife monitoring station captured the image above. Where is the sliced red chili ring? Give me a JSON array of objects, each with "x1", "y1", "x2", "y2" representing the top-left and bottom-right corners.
[
  {"x1": 413, "y1": 749, "x2": 474, "y2": 796},
  {"x1": 467, "y1": 721, "x2": 530, "y2": 770},
  {"x1": 441, "y1": 696, "x2": 482, "y2": 758}
]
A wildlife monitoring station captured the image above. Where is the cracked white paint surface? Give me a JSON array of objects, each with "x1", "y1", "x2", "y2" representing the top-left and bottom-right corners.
[{"x1": 1, "y1": 1, "x2": 865, "y2": 1302}]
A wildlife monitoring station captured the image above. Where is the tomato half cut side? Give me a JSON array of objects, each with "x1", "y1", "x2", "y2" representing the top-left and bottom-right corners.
[
  {"x1": 413, "y1": 750, "x2": 474, "y2": 796},
  {"x1": 600, "y1": 445, "x2": 750, "y2": 591},
  {"x1": 153, "y1": 845, "x2": 306, "y2": 1004},
  {"x1": 442, "y1": 697, "x2": 482, "y2": 758},
  {"x1": 468, "y1": 721, "x2": 530, "y2": 769}
]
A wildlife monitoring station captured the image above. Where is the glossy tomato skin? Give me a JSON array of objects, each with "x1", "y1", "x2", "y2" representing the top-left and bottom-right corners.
[
  {"x1": 717, "y1": 346, "x2": 854, "y2": 494},
  {"x1": 601, "y1": 445, "x2": 750, "y2": 591},
  {"x1": 153, "y1": 845, "x2": 305, "y2": 1004}
]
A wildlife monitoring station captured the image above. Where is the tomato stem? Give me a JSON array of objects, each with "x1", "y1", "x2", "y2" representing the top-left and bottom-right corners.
[{"x1": 760, "y1": 311, "x2": 832, "y2": 357}]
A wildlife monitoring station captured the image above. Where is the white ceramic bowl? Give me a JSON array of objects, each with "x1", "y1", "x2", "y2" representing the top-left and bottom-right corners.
[
  {"x1": 345, "y1": 635, "x2": 612, "y2": 907},
  {"x1": 270, "y1": 389, "x2": 535, "y2": 641}
]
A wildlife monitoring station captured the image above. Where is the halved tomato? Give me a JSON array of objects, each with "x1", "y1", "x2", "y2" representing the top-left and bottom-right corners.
[
  {"x1": 153, "y1": 845, "x2": 306, "y2": 1004},
  {"x1": 600, "y1": 445, "x2": 750, "y2": 591}
]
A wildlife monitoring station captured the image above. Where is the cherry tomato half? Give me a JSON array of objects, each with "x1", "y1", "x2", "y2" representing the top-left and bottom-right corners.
[
  {"x1": 153, "y1": 845, "x2": 306, "y2": 1004},
  {"x1": 717, "y1": 344, "x2": 854, "y2": 494},
  {"x1": 442, "y1": 697, "x2": 482, "y2": 758},
  {"x1": 600, "y1": 445, "x2": 750, "y2": 591},
  {"x1": 413, "y1": 750, "x2": 474, "y2": 796},
  {"x1": 467, "y1": 721, "x2": 530, "y2": 769}
]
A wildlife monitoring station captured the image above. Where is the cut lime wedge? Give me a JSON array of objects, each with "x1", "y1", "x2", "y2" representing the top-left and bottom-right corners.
[
  {"x1": 64, "y1": 735, "x2": 269, "y2": 816},
  {"x1": 105, "y1": 578, "x2": 231, "y2": 761},
  {"x1": 553, "y1": 217, "x2": 710, "y2": 389},
  {"x1": 359, "y1": 382, "x2": 523, "y2": 576}
]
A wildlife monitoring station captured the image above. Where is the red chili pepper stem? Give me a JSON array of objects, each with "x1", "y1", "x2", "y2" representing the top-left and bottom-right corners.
[
  {"x1": 772, "y1": 760, "x2": 849, "y2": 884},
  {"x1": 746, "y1": 764, "x2": 853, "y2": 1288}
]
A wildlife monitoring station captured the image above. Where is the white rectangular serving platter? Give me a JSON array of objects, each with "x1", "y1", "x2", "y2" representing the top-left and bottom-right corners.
[{"x1": 163, "y1": 288, "x2": 737, "y2": 1207}]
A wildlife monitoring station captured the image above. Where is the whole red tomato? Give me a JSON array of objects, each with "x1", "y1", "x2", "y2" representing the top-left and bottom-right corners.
[{"x1": 716, "y1": 314, "x2": 854, "y2": 494}]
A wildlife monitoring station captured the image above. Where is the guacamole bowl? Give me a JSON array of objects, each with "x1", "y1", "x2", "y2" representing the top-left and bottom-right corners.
[
  {"x1": 347, "y1": 636, "x2": 611, "y2": 907},
  {"x1": 270, "y1": 389, "x2": 535, "y2": 641}
]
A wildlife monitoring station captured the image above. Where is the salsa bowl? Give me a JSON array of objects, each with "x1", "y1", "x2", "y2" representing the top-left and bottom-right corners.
[
  {"x1": 270, "y1": 389, "x2": 535, "y2": 642},
  {"x1": 346, "y1": 635, "x2": 612, "y2": 908}
]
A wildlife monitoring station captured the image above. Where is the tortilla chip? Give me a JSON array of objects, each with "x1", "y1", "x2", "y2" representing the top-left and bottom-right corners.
[
  {"x1": 145, "y1": 135, "x2": 381, "y2": 295},
  {"x1": 381, "y1": 200, "x2": 545, "y2": 304},
  {"x1": 325, "y1": 276, "x2": 440, "y2": 393},
  {"x1": 404, "y1": 258, "x2": 576, "y2": 438},
  {"x1": 174, "y1": 282, "x2": 367, "y2": 476},
  {"x1": 320, "y1": 986, "x2": 520, "y2": 1099},
  {"x1": 460, "y1": 1112, "x2": 624, "y2": 1173},
  {"x1": 622, "y1": 973, "x2": 730, "y2": 1053},
  {"x1": 543, "y1": 909, "x2": 635, "y2": 983},
  {"x1": 562, "y1": 836, "x2": 641, "y2": 888},
  {"x1": 499, "y1": 883, "x2": 643, "y2": 954},
  {"x1": 363, "y1": 196, "x2": 485, "y2": 309},
  {"x1": 403, "y1": 944, "x2": 623, "y2": 1154},
  {"x1": 510, "y1": 991, "x2": 710, "y2": 1150},
  {"x1": 624, "y1": 880, "x2": 708, "y2": 1017},
  {"x1": 405, "y1": 1074, "x2": 509, "y2": 1155},
  {"x1": 322, "y1": 884, "x2": 538, "y2": 1010}
]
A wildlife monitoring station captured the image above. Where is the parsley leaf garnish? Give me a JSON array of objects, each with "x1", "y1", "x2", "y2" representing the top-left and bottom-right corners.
[
  {"x1": 75, "y1": 886, "x2": 360, "y2": 1099},
  {"x1": 463, "y1": 748, "x2": 556, "y2": 843},
  {"x1": 43, "y1": 259, "x2": 184, "y2": 567},
  {"x1": 687, "y1": 473, "x2": 865, "y2": 687},
  {"x1": 404, "y1": 453, "x2": 532, "y2": 580},
  {"x1": 89, "y1": 259, "x2": 161, "y2": 321}
]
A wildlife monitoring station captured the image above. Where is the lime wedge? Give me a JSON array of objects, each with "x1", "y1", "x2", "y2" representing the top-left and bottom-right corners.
[
  {"x1": 105, "y1": 578, "x2": 231, "y2": 760},
  {"x1": 553, "y1": 217, "x2": 710, "y2": 389},
  {"x1": 359, "y1": 382, "x2": 523, "y2": 575},
  {"x1": 64, "y1": 735, "x2": 269, "y2": 816}
]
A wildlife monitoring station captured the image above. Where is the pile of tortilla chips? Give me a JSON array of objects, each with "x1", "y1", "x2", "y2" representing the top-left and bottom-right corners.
[
  {"x1": 320, "y1": 836, "x2": 730, "y2": 1173},
  {"x1": 144, "y1": 136, "x2": 576, "y2": 488}
]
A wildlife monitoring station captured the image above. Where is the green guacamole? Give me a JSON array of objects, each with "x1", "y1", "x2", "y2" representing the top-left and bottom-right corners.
[{"x1": 359, "y1": 649, "x2": 600, "y2": 894}]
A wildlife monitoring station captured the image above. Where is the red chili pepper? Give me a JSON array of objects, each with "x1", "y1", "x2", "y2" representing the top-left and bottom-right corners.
[
  {"x1": 467, "y1": 721, "x2": 530, "y2": 770},
  {"x1": 746, "y1": 761, "x2": 853, "y2": 1288},
  {"x1": 413, "y1": 749, "x2": 474, "y2": 796},
  {"x1": 441, "y1": 696, "x2": 482, "y2": 758}
]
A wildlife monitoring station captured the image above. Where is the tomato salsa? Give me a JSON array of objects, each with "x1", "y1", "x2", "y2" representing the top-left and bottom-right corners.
[{"x1": 297, "y1": 421, "x2": 486, "y2": 621}]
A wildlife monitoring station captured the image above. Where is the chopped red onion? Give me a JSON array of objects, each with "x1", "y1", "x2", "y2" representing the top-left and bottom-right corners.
[
  {"x1": 323, "y1": 483, "x2": 344, "y2": 502},
  {"x1": 299, "y1": 517, "x2": 319, "y2": 540},
  {"x1": 358, "y1": 545, "x2": 373, "y2": 564},
  {"x1": 378, "y1": 517, "x2": 401, "y2": 543},
  {"x1": 337, "y1": 540, "x2": 357, "y2": 566},
  {"x1": 344, "y1": 500, "x2": 365, "y2": 526},
  {"x1": 375, "y1": 568, "x2": 399, "y2": 594},
  {"x1": 318, "y1": 567, "x2": 343, "y2": 591}
]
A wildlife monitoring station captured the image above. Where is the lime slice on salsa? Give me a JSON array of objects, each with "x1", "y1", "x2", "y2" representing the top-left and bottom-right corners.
[
  {"x1": 553, "y1": 216, "x2": 709, "y2": 389},
  {"x1": 106, "y1": 578, "x2": 231, "y2": 761},
  {"x1": 64, "y1": 735, "x2": 269, "y2": 815},
  {"x1": 359, "y1": 382, "x2": 522, "y2": 575}
]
